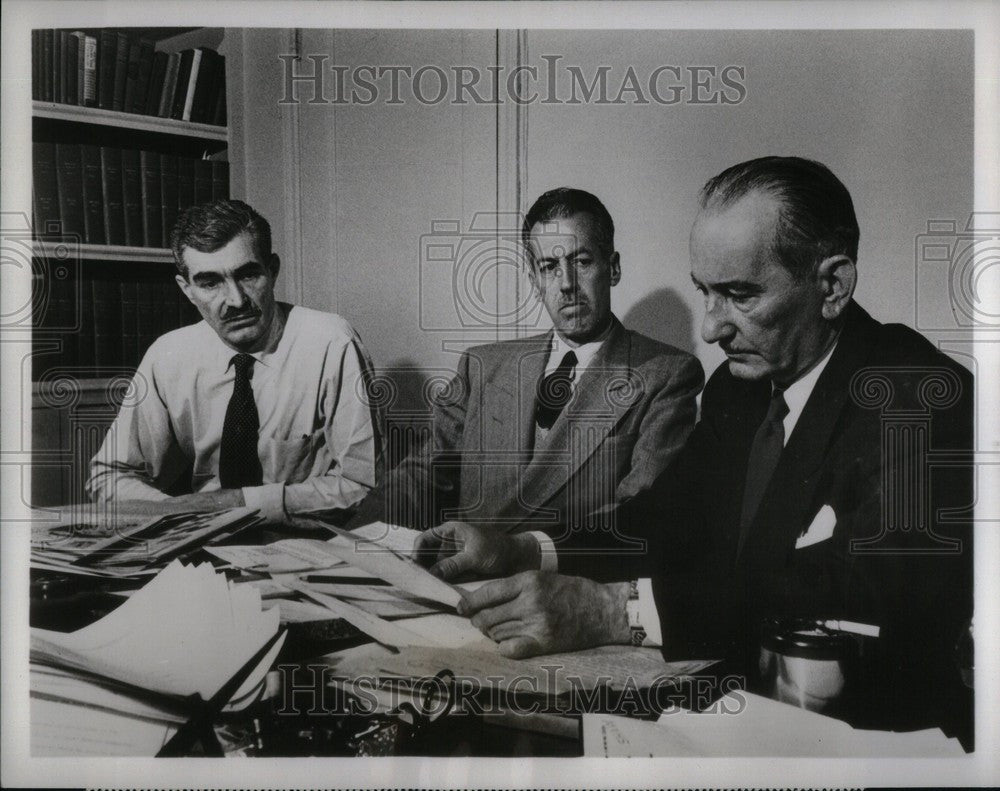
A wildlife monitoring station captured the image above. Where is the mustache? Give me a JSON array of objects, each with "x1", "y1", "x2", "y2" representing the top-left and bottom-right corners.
[{"x1": 222, "y1": 306, "x2": 261, "y2": 321}]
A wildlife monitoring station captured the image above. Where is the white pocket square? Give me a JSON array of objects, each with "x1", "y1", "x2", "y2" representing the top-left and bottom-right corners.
[{"x1": 796, "y1": 504, "x2": 837, "y2": 549}]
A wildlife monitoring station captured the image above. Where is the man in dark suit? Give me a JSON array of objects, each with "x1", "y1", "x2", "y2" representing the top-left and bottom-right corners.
[
  {"x1": 445, "y1": 158, "x2": 973, "y2": 735},
  {"x1": 348, "y1": 188, "x2": 704, "y2": 571}
]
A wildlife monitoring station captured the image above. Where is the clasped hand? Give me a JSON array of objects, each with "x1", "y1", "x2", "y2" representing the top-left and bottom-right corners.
[{"x1": 411, "y1": 520, "x2": 538, "y2": 581}]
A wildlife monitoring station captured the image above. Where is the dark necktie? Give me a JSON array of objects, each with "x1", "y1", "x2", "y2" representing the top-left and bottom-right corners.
[
  {"x1": 535, "y1": 350, "x2": 578, "y2": 430},
  {"x1": 218, "y1": 353, "x2": 263, "y2": 488},
  {"x1": 736, "y1": 387, "x2": 789, "y2": 559}
]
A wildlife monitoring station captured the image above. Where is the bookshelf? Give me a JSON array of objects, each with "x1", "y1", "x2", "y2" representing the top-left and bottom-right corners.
[
  {"x1": 31, "y1": 26, "x2": 231, "y2": 506},
  {"x1": 33, "y1": 101, "x2": 228, "y2": 142}
]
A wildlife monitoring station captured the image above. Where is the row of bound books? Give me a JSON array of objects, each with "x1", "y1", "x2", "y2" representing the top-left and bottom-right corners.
[
  {"x1": 31, "y1": 29, "x2": 226, "y2": 126},
  {"x1": 33, "y1": 143, "x2": 230, "y2": 248},
  {"x1": 33, "y1": 258, "x2": 201, "y2": 378}
]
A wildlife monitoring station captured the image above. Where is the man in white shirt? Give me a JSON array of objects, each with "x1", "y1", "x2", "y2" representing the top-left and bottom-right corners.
[
  {"x1": 87, "y1": 199, "x2": 381, "y2": 525},
  {"x1": 348, "y1": 188, "x2": 704, "y2": 564},
  {"x1": 426, "y1": 159, "x2": 973, "y2": 735}
]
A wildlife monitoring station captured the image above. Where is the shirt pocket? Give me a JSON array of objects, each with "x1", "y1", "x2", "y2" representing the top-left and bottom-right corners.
[{"x1": 261, "y1": 431, "x2": 326, "y2": 483}]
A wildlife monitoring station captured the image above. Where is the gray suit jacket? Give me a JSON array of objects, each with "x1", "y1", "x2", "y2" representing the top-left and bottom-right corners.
[{"x1": 350, "y1": 317, "x2": 703, "y2": 551}]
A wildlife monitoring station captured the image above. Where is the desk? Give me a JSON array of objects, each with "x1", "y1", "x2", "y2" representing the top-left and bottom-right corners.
[{"x1": 28, "y1": 519, "x2": 713, "y2": 758}]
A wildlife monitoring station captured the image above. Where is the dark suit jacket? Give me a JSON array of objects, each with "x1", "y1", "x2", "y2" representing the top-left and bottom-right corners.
[
  {"x1": 350, "y1": 317, "x2": 704, "y2": 543},
  {"x1": 599, "y1": 302, "x2": 974, "y2": 734}
]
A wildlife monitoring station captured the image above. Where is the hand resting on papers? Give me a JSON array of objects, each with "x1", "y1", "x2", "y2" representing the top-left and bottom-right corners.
[
  {"x1": 412, "y1": 521, "x2": 541, "y2": 580},
  {"x1": 457, "y1": 571, "x2": 631, "y2": 658}
]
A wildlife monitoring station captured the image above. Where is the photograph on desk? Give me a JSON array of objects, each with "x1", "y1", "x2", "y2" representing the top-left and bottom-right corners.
[{"x1": 2, "y1": 2, "x2": 997, "y2": 789}]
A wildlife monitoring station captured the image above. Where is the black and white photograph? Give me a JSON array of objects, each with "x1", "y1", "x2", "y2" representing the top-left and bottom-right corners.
[{"x1": 2, "y1": 1, "x2": 998, "y2": 788}]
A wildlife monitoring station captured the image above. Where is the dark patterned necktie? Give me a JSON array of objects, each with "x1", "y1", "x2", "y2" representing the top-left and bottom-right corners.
[
  {"x1": 218, "y1": 353, "x2": 263, "y2": 488},
  {"x1": 535, "y1": 350, "x2": 578, "y2": 430},
  {"x1": 736, "y1": 387, "x2": 789, "y2": 559}
]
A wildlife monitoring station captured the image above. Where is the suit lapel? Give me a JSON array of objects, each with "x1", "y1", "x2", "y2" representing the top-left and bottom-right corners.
[
  {"x1": 510, "y1": 320, "x2": 642, "y2": 523},
  {"x1": 741, "y1": 302, "x2": 881, "y2": 571}
]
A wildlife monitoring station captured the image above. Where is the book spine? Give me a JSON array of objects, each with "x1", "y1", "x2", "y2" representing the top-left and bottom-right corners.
[
  {"x1": 144, "y1": 50, "x2": 168, "y2": 116},
  {"x1": 56, "y1": 30, "x2": 66, "y2": 104},
  {"x1": 159, "y1": 154, "x2": 179, "y2": 248},
  {"x1": 79, "y1": 144, "x2": 107, "y2": 245},
  {"x1": 140, "y1": 151, "x2": 163, "y2": 248},
  {"x1": 176, "y1": 156, "x2": 195, "y2": 222},
  {"x1": 77, "y1": 261, "x2": 96, "y2": 371},
  {"x1": 120, "y1": 148, "x2": 143, "y2": 247},
  {"x1": 100, "y1": 146, "x2": 125, "y2": 245},
  {"x1": 170, "y1": 50, "x2": 194, "y2": 120},
  {"x1": 158, "y1": 52, "x2": 180, "y2": 118},
  {"x1": 54, "y1": 143, "x2": 85, "y2": 239},
  {"x1": 93, "y1": 269, "x2": 122, "y2": 370},
  {"x1": 190, "y1": 48, "x2": 217, "y2": 123},
  {"x1": 130, "y1": 37, "x2": 155, "y2": 114},
  {"x1": 193, "y1": 158, "x2": 213, "y2": 205},
  {"x1": 70, "y1": 31, "x2": 88, "y2": 105},
  {"x1": 211, "y1": 59, "x2": 227, "y2": 126},
  {"x1": 97, "y1": 29, "x2": 117, "y2": 110},
  {"x1": 32, "y1": 142, "x2": 60, "y2": 237},
  {"x1": 118, "y1": 268, "x2": 143, "y2": 366},
  {"x1": 32, "y1": 30, "x2": 41, "y2": 101},
  {"x1": 81, "y1": 34, "x2": 98, "y2": 107},
  {"x1": 41, "y1": 29, "x2": 54, "y2": 103},
  {"x1": 49, "y1": 259, "x2": 75, "y2": 371},
  {"x1": 211, "y1": 160, "x2": 230, "y2": 201},
  {"x1": 135, "y1": 268, "x2": 157, "y2": 362},
  {"x1": 181, "y1": 48, "x2": 203, "y2": 122},
  {"x1": 111, "y1": 32, "x2": 131, "y2": 112},
  {"x1": 66, "y1": 32, "x2": 79, "y2": 105},
  {"x1": 122, "y1": 37, "x2": 141, "y2": 114}
]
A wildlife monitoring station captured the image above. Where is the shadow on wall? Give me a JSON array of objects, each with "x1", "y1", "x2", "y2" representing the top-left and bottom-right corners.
[
  {"x1": 621, "y1": 287, "x2": 697, "y2": 354},
  {"x1": 373, "y1": 361, "x2": 438, "y2": 470}
]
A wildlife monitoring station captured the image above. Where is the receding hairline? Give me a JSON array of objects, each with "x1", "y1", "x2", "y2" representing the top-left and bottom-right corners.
[{"x1": 524, "y1": 210, "x2": 615, "y2": 256}]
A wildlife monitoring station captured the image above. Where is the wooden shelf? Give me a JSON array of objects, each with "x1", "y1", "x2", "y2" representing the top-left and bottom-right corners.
[
  {"x1": 33, "y1": 376, "x2": 120, "y2": 396},
  {"x1": 33, "y1": 240, "x2": 175, "y2": 264},
  {"x1": 33, "y1": 101, "x2": 227, "y2": 142}
]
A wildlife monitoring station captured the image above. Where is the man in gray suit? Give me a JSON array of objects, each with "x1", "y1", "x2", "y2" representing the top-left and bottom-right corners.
[{"x1": 349, "y1": 188, "x2": 703, "y2": 571}]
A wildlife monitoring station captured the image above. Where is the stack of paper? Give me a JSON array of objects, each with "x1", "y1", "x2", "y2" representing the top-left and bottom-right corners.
[
  {"x1": 30, "y1": 664, "x2": 187, "y2": 756},
  {"x1": 31, "y1": 507, "x2": 262, "y2": 578},
  {"x1": 31, "y1": 560, "x2": 284, "y2": 707},
  {"x1": 582, "y1": 691, "x2": 966, "y2": 757}
]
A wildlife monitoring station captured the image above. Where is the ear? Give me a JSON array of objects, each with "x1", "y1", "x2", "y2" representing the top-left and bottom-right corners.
[
  {"x1": 608, "y1": 251, "x2": 621, "y2": 287},
  {"x1": 816, "y1": 255, "x2": 857, "y2": 320},
  {"x1": 267, "y1": 253, "x2": 280, "y2": 280},
  {"x1": 525, "y1": 257, "x2": 542, "y2": 300},
  {"x1": 175, "y1": 273, "x2": 194, "y2": 303}
]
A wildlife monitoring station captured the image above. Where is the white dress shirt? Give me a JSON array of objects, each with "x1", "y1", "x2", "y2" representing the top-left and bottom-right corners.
[{"x1": 87, "y1": 304, "x2": 380, "y2": 524}]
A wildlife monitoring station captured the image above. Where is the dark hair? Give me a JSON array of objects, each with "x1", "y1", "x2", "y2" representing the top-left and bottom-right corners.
[
  {"x1": 699, "y1": 156, "x2": 859, "y2": 276},
  {"x1": 170, "y1": 199, "x2": 273, "y2": 278},
  {"x1": 522, "y1": 187, "x2": 615, "y2": 262}
]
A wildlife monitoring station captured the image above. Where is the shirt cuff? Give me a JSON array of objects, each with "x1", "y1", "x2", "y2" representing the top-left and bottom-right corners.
[
  {"x1": 635, "y1": 578, "x2": 663, "y2": 647},
  {"x1": 528, "y1": 531, "x2": 558, "y2": 572},
  {"x1": 242, "y1": 482, "x2": 287, "y2": 525}
]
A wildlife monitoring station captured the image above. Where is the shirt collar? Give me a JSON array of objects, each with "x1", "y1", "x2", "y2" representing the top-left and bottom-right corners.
[
  {"x1": 209, "y1": 304, "x2": 289, "y2": 373},
  {"x1": 779, "y1": 334, "x2": 840, "y2": 442},
  {"x1": 548, "y1": 318, "x2": 614, "y2": 374}
]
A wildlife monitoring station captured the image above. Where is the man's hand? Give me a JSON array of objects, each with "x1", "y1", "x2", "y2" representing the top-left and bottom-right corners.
[
  {"x1": 457, "y1": 571, "x2": 631, "y2": 658},
  {"x1": 412, "y1": 521, "x2": 541, "y2": 580}
]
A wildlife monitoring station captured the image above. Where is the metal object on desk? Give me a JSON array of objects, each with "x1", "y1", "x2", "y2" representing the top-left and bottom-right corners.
[{"x1": 758, "y1": 617, "x2": 865, "y2": 716}]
